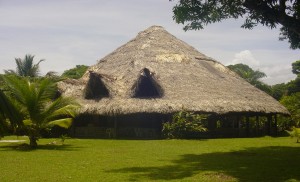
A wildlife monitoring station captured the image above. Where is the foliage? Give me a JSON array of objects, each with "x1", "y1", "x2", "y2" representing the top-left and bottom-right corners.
[
  {"x1": 61, "y1": 65, "x2": 88, "y2": 79},
  {"x1": 284, "y1": 60, "x2": 300, "y2": 95},
  {"x1": 4, "y1": 54, "x2": 44, "y2": 77},
  {"x1": 286, "y1": 127, "x2": 300, "y2": 142},
  {"x1": 0, "y1": 113, "x2": 9, "y2": 138},
  {"x1": 271, "y1": 83, "x2": 288, "y2": 100},
  {"x1": 172, "y1": 0, "x2": 300, "y2": 49},
  {"x1": 292, "y1": 60, "x2": 300, "y2": 75},
  {"x1": 0, "y1": 75, "x2": 80, "y2": 147},
  {"x1": 274, "y1": 115, "x2": 293, "y2": 133},
  {"x1": 286, "y1": 77, "x2": 300, "y2": 95},
  {"x1": 227, "y1": 64, "x2": 265, "y2": 83},
  {"x1": 227, "y1": 63, "x2": 271, "y2": 95},
  {"x1": 269, "y1": 60, "x2": 300, "y2": 100},
  {"x1": 162, "y1": 111, "x2": 207, "y2": 139},
  {"x1": 280, "y1": 92, "x2": 300, "y2": 126}
]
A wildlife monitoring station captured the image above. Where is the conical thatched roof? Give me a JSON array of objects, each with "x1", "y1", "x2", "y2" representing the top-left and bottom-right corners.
[{"x1": 58, "y1": 25, "x2": 289, "y2": 115}]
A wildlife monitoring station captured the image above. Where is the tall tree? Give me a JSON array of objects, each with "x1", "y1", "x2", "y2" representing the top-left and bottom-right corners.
[
  {"x1": 0, "y1": 75, "x2": 80, "y2": 147},
  {"x1": 292, "y1": 60, "x2": 300, "y2": 75},
  {"x1": 271, "y1": 83, "x2": 288, "y2": 100},
  {"x1": 228, "y1": 64, "x2": 266, "y2": 83},
  {"x1": 284, "y1": 60, "x2": 300, "y2": 95},
  {"x1": 280, "y1": 92, "x2": 300, "y2": 126},
  {"x1": 172, "y1": 0, "x2": 300, "y2": 49},
  {"x1": 4, "y1": 54, "x2": 44, "y2": 77},
  {"x1": 227, "y1": 63, "x2": 271, "y2": 94},
  {"x1": 269, "y1": 60, "x2": 300, "y2": 100}
]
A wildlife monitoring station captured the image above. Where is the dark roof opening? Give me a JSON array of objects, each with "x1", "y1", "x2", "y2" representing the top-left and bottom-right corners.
[
  {"x1": 132, "y1": 68, "x2": 163, "y2": 98},
  {"x1": 84, "y1": 71, "x2": 109, "y2": 100}
]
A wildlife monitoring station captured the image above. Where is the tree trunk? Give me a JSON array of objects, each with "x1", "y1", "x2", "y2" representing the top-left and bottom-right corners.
[{"x1": 29, "y1": 136, "x2": 38, "y2": 148}]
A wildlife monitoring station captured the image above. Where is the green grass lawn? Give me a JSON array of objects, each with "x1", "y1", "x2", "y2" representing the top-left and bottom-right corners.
[{"x1": 0, "y1": 136, "x2": 299, "y2": 182}]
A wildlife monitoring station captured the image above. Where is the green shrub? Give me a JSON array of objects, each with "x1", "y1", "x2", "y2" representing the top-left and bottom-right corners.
[
  {"x1": 162, "y1": 111, "x2": 208, "y2": 139},
  {"x1": 286, "y1": 127, "x2": 300, "y2": 143},
  {"x1": 61, "y1": 65, "x2": 88, "y2": 79}
]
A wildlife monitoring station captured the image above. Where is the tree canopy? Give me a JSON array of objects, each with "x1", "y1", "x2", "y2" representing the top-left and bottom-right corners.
[
  {"x1": 61, "y1": 65, "x2": 89, "y2": 79},
  {"x1": 4, "y1": 54, "x2": 44, "y2": 77},
  {"x1": 172, "y1": 0, "x2": 300, "y2": 49},
  {"x1": 292, "y1": 60, "x2": 300, "y2": 75},
  {"x1": 227, "y1": 63, "x2": 271, "y2": 94},
  {"x1": 280, "y1": 92, "x2": 300, "y2": 126}
]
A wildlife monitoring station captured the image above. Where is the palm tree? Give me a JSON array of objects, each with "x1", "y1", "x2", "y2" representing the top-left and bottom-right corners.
[
  {"x1": 227, "y1": 64, "x2": 266, "y2": 84},
  {"x1": 4, "y1": 54, "x2": 44, "y2": 77},
  {"x1": 227, "y1": 63, "x2": 271, "y2": 94},
  {"x1": 0, "y1": 75, "x2": 80, "y2": 147}
]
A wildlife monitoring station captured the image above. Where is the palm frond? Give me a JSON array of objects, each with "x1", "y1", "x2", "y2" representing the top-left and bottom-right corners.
[
  {"x1": 32, "y1": 59, "x2": 45, "y2": 77},
  {"x1": 15, "y1": 58, "x2": 25, "y2": 76},
  {"x1": 23, "y1": 119, "x2": 33, "y2": 126},
  {"x1": 42, "y1": 97, "x2": 80, "y2": 123},
  {"x1": 3, "y1": 70, "x2": 17, "y2": 75},
  {"x1": 23, "y1": 55, "x2": 34, "y2": 77},
  {"x1": 48, "y1": 105, "x2": 79, "y2": 119},
  {"x1": 0, "y1": 89, "x2": 24, "y2": 128},
  {"x1": 47, "y1": 118, "x2": 73, "y2": 128},
  {"x1": 3, "y1": 76, "x2": 30, "y2": 105},
  {"x1": 36, "y1": 78, "x2": 57, "y2": 102},
  {"x1": 3, "y1": 76, "x2": 43, "y2": 124}
]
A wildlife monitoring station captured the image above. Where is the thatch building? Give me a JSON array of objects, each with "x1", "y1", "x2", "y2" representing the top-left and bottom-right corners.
[{"x1": 58, "y1": 25, "x2": 289, "y2": 138}]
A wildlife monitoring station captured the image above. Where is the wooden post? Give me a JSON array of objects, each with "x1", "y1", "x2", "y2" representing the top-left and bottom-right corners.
[
  {"x1": 114, "y1": 115, "x2": 117, "y2": 138},
  {"x1": 232, "y1": 118, "x2": 235, "y2": 130},
  {"x1": 246, "y1": 116, "x2": 250, "y2": 137},
  {"x1": 266, "y1": 115, "x2": 272, "y2": 135},
  {"x1": 255, "y1": 116, "x2": 259, "y2": 136},
  {"x1": 274, "y1": 114, "x2": 278, "y2": 136},
  {"x1": 208, "y1": 114, "x2": 217, "y2": 130},
  {"x1": 238, "y1": 115, "x2": 242, "y2": 137}
]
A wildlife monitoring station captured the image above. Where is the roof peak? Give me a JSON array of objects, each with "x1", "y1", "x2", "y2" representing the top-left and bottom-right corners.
[
  {"x1": 147, "y1": 25, "x2": 164, "y2": 30},
  {"x1": 137, "y1": 25, "x2": 166, "y2": 36}
]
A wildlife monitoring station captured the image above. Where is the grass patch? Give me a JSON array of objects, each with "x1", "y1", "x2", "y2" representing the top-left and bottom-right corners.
[{"x1": 0, "y1": 136, "x2": 299, "y2": 181}]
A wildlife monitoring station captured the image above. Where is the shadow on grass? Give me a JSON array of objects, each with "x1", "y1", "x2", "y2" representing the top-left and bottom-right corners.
[
  {"x1": 107, "y1": 146, "x2": 300, "y2": 181},
  {"x1": 0, "y1": 143, "x2": 81, "y2": 151}
]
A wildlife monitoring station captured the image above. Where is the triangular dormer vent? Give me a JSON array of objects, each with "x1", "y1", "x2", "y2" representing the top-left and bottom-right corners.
[
  {"x1": 132, "y1": 68, "x2": 163, "y2": 98},
  {"x1": 84, "y1": 71, "x2": 109, "y2": 100}
]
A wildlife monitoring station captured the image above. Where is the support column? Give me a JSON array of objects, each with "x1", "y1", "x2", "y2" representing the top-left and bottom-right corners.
[
  {"x1": 255, "y1": 116, "x2": 259, "y2": 136},
  {"x1": 238, "y1": 115, "x2": 242, "y2": 137},
  {"x1": 232, "y1": 117, "x2": 235, "y2": 129},
  {"x1": 208, "y1": 115, "x2": 217, "y2": 130},
  {"x1": 274, "y1": 114, "x2": 278, "y2": 136},
  {"x1": 113, "y1": 116, "x2": 118, "y2": 138},
  {"x1": 266, "y1": 115, "x2": 272, "y2": 136},
  {"x1": 246, "y1": 116, "x2": 250, "y2": 137}
]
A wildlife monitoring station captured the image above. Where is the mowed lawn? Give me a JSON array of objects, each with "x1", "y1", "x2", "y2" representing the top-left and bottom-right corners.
[{"x1": 0, "y1": 136, "x2": 299, "y2": 182}]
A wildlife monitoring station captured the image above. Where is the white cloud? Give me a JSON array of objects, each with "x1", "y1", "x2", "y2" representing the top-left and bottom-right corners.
[
  {"x1": 260, "y1": 64, "x2": 296, "y2": 85},
  {"x1": 227, "y1": 50, "x2": 260, "y2": 67}
]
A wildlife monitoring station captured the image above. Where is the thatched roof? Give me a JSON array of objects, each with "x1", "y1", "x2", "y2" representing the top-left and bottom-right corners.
[{"x1": 58, "y1": 25, "x2": 289, "y2": 115}]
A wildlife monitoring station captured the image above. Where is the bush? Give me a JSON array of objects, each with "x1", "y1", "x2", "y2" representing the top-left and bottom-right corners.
[
  {"x1": 286, "y1": 127, "x2": 300, "y2": 143},
  {"x1": 280, "y1": 93, "x2": 300, "y2": 127},
  {"x1": 162, "y1": 111, "x2": 208, "y2": 139}
]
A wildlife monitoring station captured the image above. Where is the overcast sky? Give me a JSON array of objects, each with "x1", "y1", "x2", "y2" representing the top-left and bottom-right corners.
[{"x1": 0, "y1": 0, "x2": 299, "y2": 85}]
